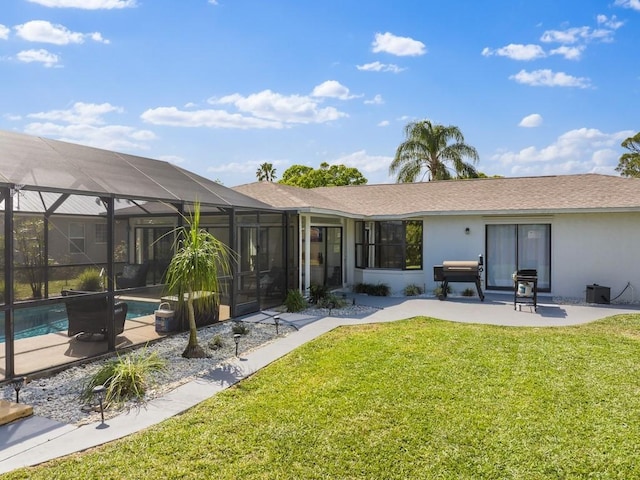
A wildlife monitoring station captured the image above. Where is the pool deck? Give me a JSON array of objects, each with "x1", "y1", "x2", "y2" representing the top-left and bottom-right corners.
[
  {"x1": 0, "y1": 314, "x2": 163, "y2": 377},
  {"x1": 1, "y1": 297, "x2": 231, "y2": 378}
]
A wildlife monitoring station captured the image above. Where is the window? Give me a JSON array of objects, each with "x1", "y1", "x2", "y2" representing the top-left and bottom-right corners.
[
  {"x1": 486, "y1": 224, "x2": 551, "y2": 290},
  {"x1": 355, "y1": 220, "x2": 422, "y2": 270},
  {"x1": 69, "y1": 223, "x2": 85, "y2": 254},
  {"x1": 95, "y1": 223, "x2": 107, "y2": 244}
]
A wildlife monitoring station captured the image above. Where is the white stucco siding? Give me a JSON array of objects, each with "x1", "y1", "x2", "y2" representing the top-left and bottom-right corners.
[
  {"x1": 423, "y1": 215, "x2": 485, "y2": 293},
  {"x1": 552, "y1": 212, "x2": 640, "y2": 302}
]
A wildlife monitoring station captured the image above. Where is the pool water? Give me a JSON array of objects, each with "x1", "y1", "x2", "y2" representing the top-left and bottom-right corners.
[{"x1": 0, "y1": 300, "x2": 159, "y2": 343}]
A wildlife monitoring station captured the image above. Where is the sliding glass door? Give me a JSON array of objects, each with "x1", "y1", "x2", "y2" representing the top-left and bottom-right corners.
[{"x1": 486, "y1": 224, "x2": 550, "y2": 290}]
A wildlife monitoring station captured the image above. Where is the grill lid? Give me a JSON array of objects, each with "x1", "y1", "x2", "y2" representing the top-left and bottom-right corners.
[{"x1": 442, "y1": 260, "x2": 479, "y2": 272}]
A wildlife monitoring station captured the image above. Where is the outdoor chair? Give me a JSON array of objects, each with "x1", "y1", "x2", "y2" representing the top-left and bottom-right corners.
[
  {"x1": 115, "y1": 261, "x2": 149, "y2": 289},
  {"x1": 62, "y1": 290, "x2": 128, "y2": 338}
]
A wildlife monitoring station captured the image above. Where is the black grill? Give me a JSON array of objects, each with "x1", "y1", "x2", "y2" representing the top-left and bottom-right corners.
[{"x1": 433, "y1": 255, "x2": 484, "y2": 301}]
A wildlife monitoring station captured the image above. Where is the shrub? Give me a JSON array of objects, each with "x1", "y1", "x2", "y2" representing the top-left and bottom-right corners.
[
  {"x1": 462, "y1": 288, "x2": 475, "y2": 297},
  {"x1": 404, "y1": 284, "x2": 423, "y2": 296},
  {"x1": 232, "y1": 322, "x2": 250, "y2": 335},
  {"x1": 354, "y1": 283, "x2": 390, "y2": 296},
  {"x1": 434, "y1": 284, "x2": 453, "y2": 297},
  {"x1": 318, "y1": 293, "x2": 347, "y2": 309},
  {"x1": 208, "y1": 334, "x2": 224, "y2": 350},
  {"x1": 77, "y1": 268, "x2": 102, "y2": 292},
  {"x1": 81, "y1": 348, "x2": 166, "y2": 405},
  {"x1": 309, "y1": 284, "x2": 330, "y2": 304},
  {"x1": 285, "y1": 289, "x2": 307, "y2": 312}
]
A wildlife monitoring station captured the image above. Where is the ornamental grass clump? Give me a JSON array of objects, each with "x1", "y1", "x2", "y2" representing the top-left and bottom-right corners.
[{"x1": 81, "y1": 349, "x2": 166, "y2": 406}]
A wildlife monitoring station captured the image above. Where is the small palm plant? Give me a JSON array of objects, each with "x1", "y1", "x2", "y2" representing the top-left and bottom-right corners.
[{"x1": 164, "y1": 203, "x2": 235, "y2": 358}]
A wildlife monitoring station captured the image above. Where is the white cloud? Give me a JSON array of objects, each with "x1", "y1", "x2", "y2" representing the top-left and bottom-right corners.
[
  {"x1": 23, "y1": 101, "x2": 155, "y2": 151},
  {"x1": 24, "y1": 122, "x2": 155, "y2": 151},
  {"x1": 377, "y1": 120, "x2": 390, "y2": 127},
  {"x1": 28, "y1": 102, "x2": 123, "y2": 124},
  {"x1": 371, "y1": 32, "x2": 426, "y2": 57},
  {"x1": 519, "y1": 114, "x2": 543, "y2": 128},
  {"x1": 364, "y1": 94, "x2": 384, "y2": 105},
  {"x1": 492, "y1": 128, "x2": 633, "y2": 176},
  {"x1": 356, "y1": 61, "x2": 405, "y2": 73},
  {"x1": 615, "y1": 0, "x2": 640, "y2": 10},
  {"x1": 208, "y1": 0, "x2": 219, "y2": 4},
  {"x1": 311, "y1": 80, "x2": 358, "y2": 100},
  {"x1": 27, "y1": 0, "x2": 136, "y2": 8},
  {"x1": 207, "y1": 161, "x2": 263, "y2": 175},
  {"x1": 141, "y1": 106, "x2": 282, "y2": 129},
  {"x1": 597, "y1": 14, "x2": 624, "y2": 29},
  {"x1": 481, "y1": 44, "x2": 546, "y2": 61},
  {"x1": 549, "y1": 45, "x2": 584, "y2": 60},
  {"x1": 16, "y1": 48, "x2": 60, "y2": 67},
  {"x1": 209, "y1": 89, "x2": 348, "y2": 125},
  {"x1": 540, "y1": 16, "x2": 623, "y2": 45},
  {"x1": 331, "y1": 150, "x2": 393, "y2": 177},
  {"x1": 0, "y1": 24, "x2": 9, "y2": 40},
  {"x1": 510, "y1": 69, "x2": 591, "y2": 88},
  {"x1": 15, "y1": 20, "x2": 109, "y2": 45}
]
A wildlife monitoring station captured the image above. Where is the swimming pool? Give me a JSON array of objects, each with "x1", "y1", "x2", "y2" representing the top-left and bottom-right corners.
[{"x1": 0, "y1": 300, "x2": 159, "y2": 343}]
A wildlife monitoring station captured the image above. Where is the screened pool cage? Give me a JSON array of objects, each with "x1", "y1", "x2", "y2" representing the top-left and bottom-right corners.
[{"x1": 0, "y1": 130, "x2": 296, "y2": 382}]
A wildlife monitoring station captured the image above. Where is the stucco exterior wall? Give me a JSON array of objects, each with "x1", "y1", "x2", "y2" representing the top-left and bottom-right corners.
[
  {"x1": 552, "y1": 212, "x2": 640, "y2": 303},
  {"x1": 343, "y1": 212, "x2": 640, "y2": 303}
]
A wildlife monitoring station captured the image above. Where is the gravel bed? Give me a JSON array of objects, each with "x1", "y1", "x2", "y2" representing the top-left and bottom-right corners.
[
  {"x1": 1, "y1": 304, "x2": 378, "y2": 427},
  {"x1": 1, "y1": 320, "x2": 296, "y2": 426}
]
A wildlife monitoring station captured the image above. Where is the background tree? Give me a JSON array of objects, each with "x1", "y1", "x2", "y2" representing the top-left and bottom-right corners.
[
  {"x1": 164, "y1": 204, "x2": 235, "y2": 358},
  {"x1": 279, "y1": 162, "x2": 367, "y2": 188},
  {"x1": 390, "y1": 119, "x2": 479, "y2": 182},
  {"x1": 615, "y1": 132, "x2": 640, "y2": 178},
  {"x1": 14, "y1": 217, "x2": 47, "y2": 299},
  {"x1": 256, "y1": 162, "x2": 277, "y2": 182}
]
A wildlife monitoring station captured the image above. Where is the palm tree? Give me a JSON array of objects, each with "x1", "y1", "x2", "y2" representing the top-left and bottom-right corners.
[
  {"x1": 389, "y1": 120, "x2": 479, "y2": 182},
  {"x1": 256, "y1": 162, "x2": 277, "y2": 182},
  {"x1": 164, "y1": 203, "x2": 235, "y2": 358}
]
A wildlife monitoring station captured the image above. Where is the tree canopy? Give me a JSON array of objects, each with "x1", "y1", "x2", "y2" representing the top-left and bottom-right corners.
[
  {"x1": 279, "y1": 162, "x2": 367, "y2": 188},
  {"x1": 615, "y1": 132, "x2": 640, "y2": 178},
  {"x1": 256, "y1": 162, "x2": 277, "y2": 182},
  {"x1": 389, "y1": 119, "x2": 479, "y2": 182}
]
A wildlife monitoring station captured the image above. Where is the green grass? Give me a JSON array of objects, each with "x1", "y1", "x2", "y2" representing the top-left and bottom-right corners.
[{"x1": 6, "y1": 315, "x2": 640, "y2": 479}]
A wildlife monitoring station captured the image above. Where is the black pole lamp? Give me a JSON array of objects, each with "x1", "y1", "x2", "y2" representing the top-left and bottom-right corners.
[
  {"x1": 274, "y1": 315, "x2": 280, "y2": 335},
  {"x1": 11, "y1": 376, "x2": 25, "y2": 404},
  {"x1": 234, "y1": 333, "x2": 241, "y2": 357},
  {"x1": 92, "y1": 385, "x2": 107, "y2": 425}
]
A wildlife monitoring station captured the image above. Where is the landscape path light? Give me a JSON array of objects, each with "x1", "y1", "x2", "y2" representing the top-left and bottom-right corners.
[
  {"x1": 11, "y1": 376, "x2": 24, "y2": 403},
  {"x1": 234, "y1": 333, "x2": 241, "y2": 357},
  {"x1": 92, "y1": 385, "x2": 107, "y2": 425},
  {"x1": 274, "y1": 315, "x2": 280, "y2": 335}
]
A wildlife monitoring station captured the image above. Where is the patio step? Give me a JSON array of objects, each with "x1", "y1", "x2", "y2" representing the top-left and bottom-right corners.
[{"x1": 0, "y1": 400, "x2": 33, "y2": 426}]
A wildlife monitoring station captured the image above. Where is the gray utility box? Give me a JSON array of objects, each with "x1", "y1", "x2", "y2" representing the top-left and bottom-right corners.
[{"x1": 586, "y1": 284, "x2": 610, "y2": 304}]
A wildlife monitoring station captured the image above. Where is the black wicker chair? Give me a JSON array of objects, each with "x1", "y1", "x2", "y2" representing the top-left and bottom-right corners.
[
  {"x1": 62, "y1": 290, "x2": 128, "y2": 338},
  {"x1": 115, "y1": 262, "x2": 149, "y2": 289}
]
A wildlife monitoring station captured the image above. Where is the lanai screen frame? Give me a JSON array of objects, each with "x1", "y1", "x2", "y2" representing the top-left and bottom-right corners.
[{"x1": 0, "y1": 130, "x2": 288, "y2": 381}]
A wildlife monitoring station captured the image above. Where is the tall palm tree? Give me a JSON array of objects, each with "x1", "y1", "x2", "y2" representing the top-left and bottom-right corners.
[
  {"x1": 256, "y1": 162, "x2": 277, "y2": 182},
  {"x1": 164, "y1": 203, "x2": 235, "y2": 358},
  {"x1": 389, "y1": 120, "x2": 479, "y2": 182}
]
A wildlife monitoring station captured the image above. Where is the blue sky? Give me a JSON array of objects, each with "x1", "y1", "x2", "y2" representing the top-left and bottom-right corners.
[{"x1": 1, "y1": 0, "x2": 638, "y2": 187}]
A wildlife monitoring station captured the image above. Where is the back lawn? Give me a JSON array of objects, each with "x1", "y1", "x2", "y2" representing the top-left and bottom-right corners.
[{"x1": 6, "y1": 314, "x2": 640, "y2": 479}]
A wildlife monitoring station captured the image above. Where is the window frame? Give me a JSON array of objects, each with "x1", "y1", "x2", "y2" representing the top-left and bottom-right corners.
[
  {"x1": 69, "y1": 222, "x2": 86, "y2": 254},
  {"x1": 355, "y1": 220, "x2": 423, "y2": 270}
]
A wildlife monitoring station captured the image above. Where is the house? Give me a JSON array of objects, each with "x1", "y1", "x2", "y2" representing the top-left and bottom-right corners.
[{"x1": 234, "y1": 174, "x2": 640, "y2": 303}]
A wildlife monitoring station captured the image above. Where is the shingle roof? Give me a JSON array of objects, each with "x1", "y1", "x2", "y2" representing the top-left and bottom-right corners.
[{"x1": 233, "y1": 174, "x2": 640, "y2": 218}]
